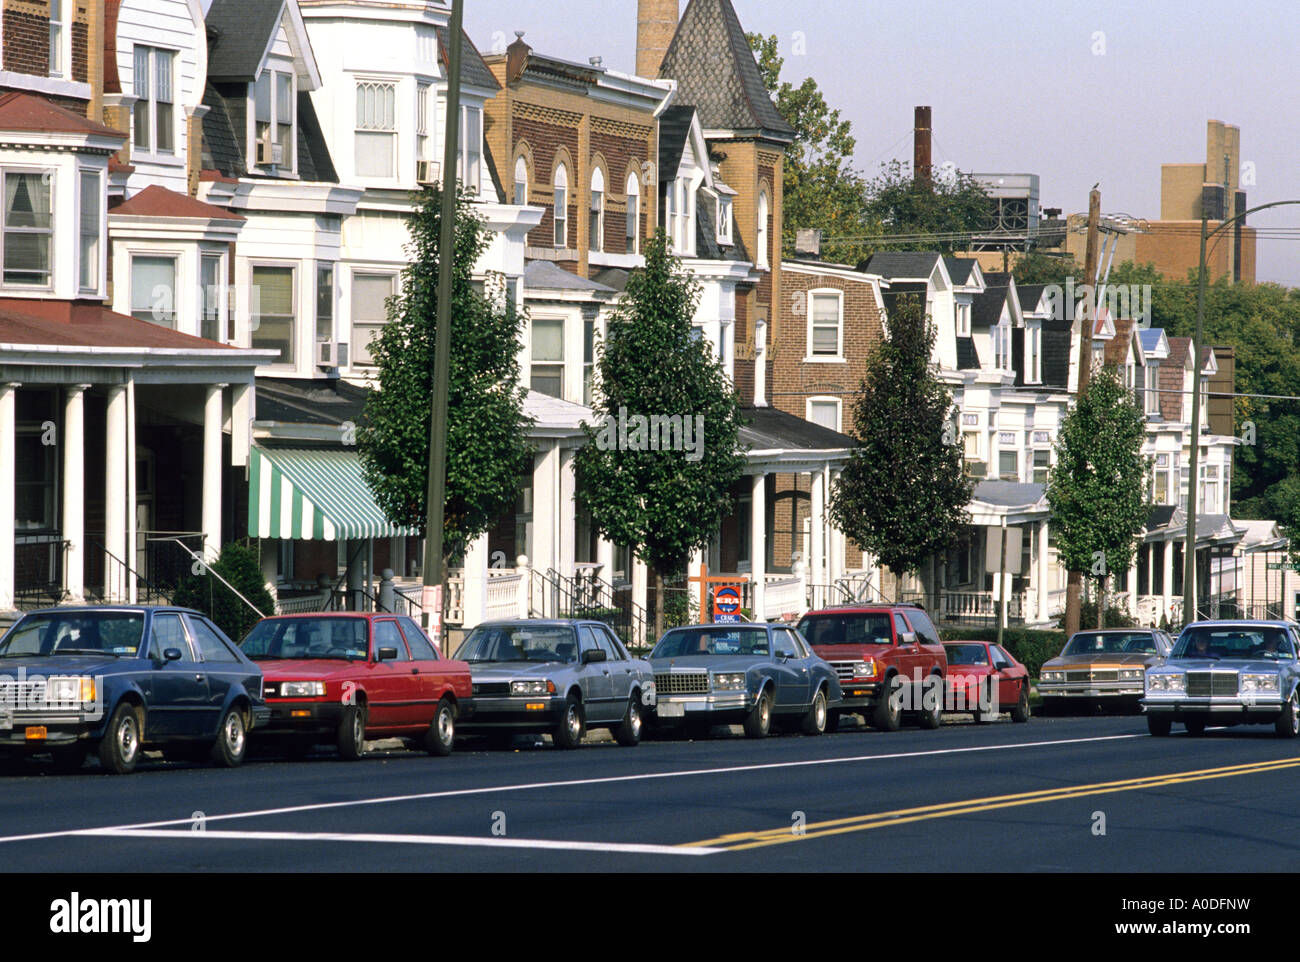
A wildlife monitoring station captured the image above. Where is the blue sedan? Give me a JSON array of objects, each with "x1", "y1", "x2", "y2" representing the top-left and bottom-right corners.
[
  {"x1": 648, "y1": 622, "x2": 842, "y2": 738},
  {"x1": 0, "y1": 606, "x2": 269, "y2": 773}
]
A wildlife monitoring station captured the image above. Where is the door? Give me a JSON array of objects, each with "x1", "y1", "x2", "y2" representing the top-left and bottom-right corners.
[
  {"x1": 594, "y1": 625, "x2": 634, "y2": 716},
  {"x1": 578, "y1": 625, "x2": 615, "y2": 721},
  {"x1": 146, "y1": 612, "x2": 209, "y2": 737},
  {"x1": 398, "y1": 616, "x2": 445, "y2": 724},
  {"x1": 990, "y1": 645, "x2": 1019, "y2": 709},
  {"x1": 366, "y1": 619, "x2": 415, "y2": 730},
  {"x1": 186, "y1": 615, "x2": 245, "y2": 735},
  {"x1": 770, "y1": 628, "x2": 810, "y2": 710}
]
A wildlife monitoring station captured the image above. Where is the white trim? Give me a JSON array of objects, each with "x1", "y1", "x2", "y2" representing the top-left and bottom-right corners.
[
  {"x1": 805, "y1": 287, "x2": 843, "y2": 360},
  {"x1": 0, "y1": 72, "x2": 91, "y2": 101},
  {"x1": 806, "y1": 396, "x2": 842, "y2": 433}
]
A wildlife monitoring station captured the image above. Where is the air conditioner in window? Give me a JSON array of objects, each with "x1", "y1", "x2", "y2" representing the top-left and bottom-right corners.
[
  {"x1": 256, "y1": 134, "x2": 284, "y2": 167},
  {"x1": 316, "y1": 339, "x2": 348, "y2": 370},
  {"x1": 963, "y1": 460, "x2": 987, "y2": 479},
  {"x1": 417, "y1": 160, "x2": 441, "y2": 186}
]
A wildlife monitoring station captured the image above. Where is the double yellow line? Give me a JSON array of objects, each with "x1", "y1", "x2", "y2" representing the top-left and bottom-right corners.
[{"x1": 688, "y1": 757, "x2": 1300, "y2": 852}]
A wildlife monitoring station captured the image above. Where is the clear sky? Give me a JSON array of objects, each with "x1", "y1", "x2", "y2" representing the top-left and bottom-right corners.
[{"x1": 462, "y1": 0, "x2": 1300, "y2": 285}]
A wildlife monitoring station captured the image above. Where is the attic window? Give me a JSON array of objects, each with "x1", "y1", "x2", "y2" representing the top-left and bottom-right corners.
[
  {"x1": 252, "y1": 68, "x2": 296, "y2": 172},
  {"x1": 717, "y1": 196, "x2": 732, "y2": 246}
]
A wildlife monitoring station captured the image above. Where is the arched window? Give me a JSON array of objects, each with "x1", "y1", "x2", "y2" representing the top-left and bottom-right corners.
[
  {"x1": 757, "y1": 189, "x2": 770, "y2": 269},
  {"x1": 590, "y1": 167, "x2": 605, "y2": 253},
  {"x1": 625, "y1": 172, "x2": 640, "y2": 253},
  {"x1": 553, "y1": 163, "x2": 568, "y2": 248},
  {"x1": 513, "y1": 156, "x2": 528, "y2": 205}
]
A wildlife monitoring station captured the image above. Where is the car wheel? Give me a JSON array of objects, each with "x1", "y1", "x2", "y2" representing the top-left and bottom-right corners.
[
  {"x1": 338, "y1": 704, "x2": 367, "y2": 760},
  {"x1": 917, "y1": 675, "x2": 943, "y2": 730},
  {"x1": 97, "y1": 702, "x2": 142, "y2": 775},
  {"x1": 614, "y1": 695, "x2": 643, "y2": 747},
  {"x1": 49, "y1": 744, "x2": 86, "y2": 774},
  {"x1": 553, "y1": 696, "x2": 585, "y2": 749},
  {"x1": 743, "y1": 688, "x2": 773, "y2": 738},
  {"x1": 871, "y1": 675, "x2": 902, "y2": 731},
  {"x1": 1275, "y1": 690, "x2": 1300, "y2": 739},
  {"x1": 1010, "y1": 681, "x2": 1031, "y2": 723},
  {"x1": 1147, "y1": 714, "x2": 1172, "y2": 737},
  {"x1": 210, "y1": 706, "x2": 247, "y2": 768},
  {"x1": 801, "y1": 688, "x2": 828, "y2": 736},
  {"x1": 425, "y1": 697, "x2": 456, "y2": 756}
]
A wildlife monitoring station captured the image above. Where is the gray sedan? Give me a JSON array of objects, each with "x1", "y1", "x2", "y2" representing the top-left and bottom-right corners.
[
  {"x1": 648, "y1": 623, "x2": 842, "y2": 738},
  {"x1": 452, "y1": 619, "x2": 655, "y2": 749}
]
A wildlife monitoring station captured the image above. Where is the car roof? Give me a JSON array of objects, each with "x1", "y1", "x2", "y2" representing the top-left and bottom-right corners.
[
  {"x1": 261, "y1": 612, "x2": 381, "y2": 620},
  {"x1": 1069, "y1": 627, "x2": 1156, "y2": 635},
  {"x1": 20, "y1": 605, "x2": 200, "y2": 616},
  {"x1": 1183, "y1": 620, "x2": 1295, "y2": 629},
  {"x1": 801, "y1": 604, "x2": 925, "y2": 616},
  {"x1": 473, "y1": 619, "x2": 600, "y2": 628}
]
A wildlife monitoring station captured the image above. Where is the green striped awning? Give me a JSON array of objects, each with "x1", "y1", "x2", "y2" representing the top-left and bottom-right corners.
[{"x1": 248, "y1": 446, "x2": 418, "y2": 541}]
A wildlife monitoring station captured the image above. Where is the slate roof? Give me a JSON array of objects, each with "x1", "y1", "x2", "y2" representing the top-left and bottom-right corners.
[
  {"x1": 696, "y1": 192, "x2": 750, "y2": 262},
  {"x1": 739, "y1": 406, "x2": 855, "y2": 452},
  {"x1": 972, "y1": 480, "x2": 1045, "y2": 509},
  {"x1": 1041, "y1": 327, "x2": 1072, "y2": 388},
  {"x1": 524, "y1": 260, "x2": 617, "y2": 293},
  {"x1": 658, "y1": 105, "x2": 694, "y2": 182},
  {"x1": 971, "y1": 285, "x2": 1008, "y2": 328},
  {"x1": 201, "y1": 84, "x2": 337, "y2": 183},
  {"x1": 944, "y1": 256, "x2": 977, "y2": 285},
  {"x1": 864, "y1": 251, "x2": 941, "y2": 281},
  {"x1": 255, "y1": 377, "x2": 369, "y2": 426},
  {"x1": 956, "y1": 337, "x2": 980, "y2": 370},
  {"x1": 206, "y1": 0, "x2": 286, "y2": 82},
  {"x1": 658, "y1": 0, "x2": 794, "y2": 142},
  {"x1": 436, "y1": 25, "x2": 501, "y2": 91},
  {"x1": 1016, "y1": 283, "x2": 1047, "y2": 314}
]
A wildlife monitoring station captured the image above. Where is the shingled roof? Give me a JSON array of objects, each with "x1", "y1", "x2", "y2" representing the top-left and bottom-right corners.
[
  {"x1": 658, "y1": 0, "x2": 794, "y2": 142},
  {"x1": 436, "y1": 25, "x2": 500, "y2": 91},
  {"x1": 206, "y1": 0, "x2": 287, "y2": 82},
  {"x1": 864, "y1": 251, "x2": 942, "y2": 281}
]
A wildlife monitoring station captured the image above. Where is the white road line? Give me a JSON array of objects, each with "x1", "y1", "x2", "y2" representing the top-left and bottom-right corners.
[
  {"x1": 76, "y1": 827, "x2": 720, "y2": 857},
  {"x1": 0, "y1": 732, "x2": 1146, "y2": 845}
]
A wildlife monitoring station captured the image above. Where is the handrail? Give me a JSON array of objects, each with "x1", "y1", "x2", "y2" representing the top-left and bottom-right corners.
[{"x1": 161, "y1": 538, "x2": 267, "y2": 621}]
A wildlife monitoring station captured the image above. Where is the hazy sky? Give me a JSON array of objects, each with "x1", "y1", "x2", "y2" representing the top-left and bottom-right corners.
[{"x1": 462, "y1": 0, "x2": 1300, "y2": 285}]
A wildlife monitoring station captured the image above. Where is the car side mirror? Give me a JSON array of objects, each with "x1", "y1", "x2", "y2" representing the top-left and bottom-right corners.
[
  {"x1": 582, "y1": 648, "x2": 607, "y2": 665},
  {"x1": 163, "y1": 648, "x2": 183, "y2": 662},
  {"x1": 776, "y1": 649, "x2": 794, "y2": 661},
  {"x1": 375, "y1": 647, "x2": 398, "y2": 662}
]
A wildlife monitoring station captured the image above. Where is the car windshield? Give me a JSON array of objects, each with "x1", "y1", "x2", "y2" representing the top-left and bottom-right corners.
[
  {"x1": 1173, "y1": 627, "x2": 1294, "y2": 660},
  {"x1": 796, "y1": 613, "x2": 892, "y2": 646},
  {"x1": 652, "y1": 627, "x2": 770, "y2": 658},
  {"x1": 456, "y1": 626, "x2": 578, "y2": 663},
  {"x1": 0, "y1": 611, "x2": 144, "y2": 657},
  {"x1": 1062, "y1": 632, "x2": 1156, "y2": 656},
  {"x1": 240, "y1": 618, "x2": 368, "y2": 660},
  {"x1": 944, "y1": 643, "x2": 989, "y2": 666}
]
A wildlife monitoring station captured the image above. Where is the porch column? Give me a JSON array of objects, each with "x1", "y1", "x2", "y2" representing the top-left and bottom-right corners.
[
  {"x1": 1036, "y1": 519, "x2": 1049, "y2": 624},
  {"x1": 631, "y1": 554, "x2": 648, "y2": 645},
  {"x1": 1127, "y1": 550, "x2": 1140, "y2": 620},
  {"x1": 751, "y1": 473, "x2": 766, "y2": 620},
  {"x1": 104, "y1": 384, "x2": 128, "y2": 602},
  {"x1": 810, "y1": 468, "x2": 826, "y2": 597},
  {"x1": 346, "y1": 539, "x2": 365, "y2": 610},
  {"x1": 689, "y1": 547, "x2": 705, "y2": 622},
  {"x1": 596, "y1": 537, "x2": 614, "y2": 583},
  {"x1": 62, "y1": 385, "x2": 90, "y2": 602},
  {"x1": 230, "y1": 380, "x2": 252, "y2": 467},
  {"x1": 532, "y1": 444, "x2": 559, "y2": 575},
  {"x1": 202, "y1": 384, "x2": 225, "y2": 562},
  {"x1": 462, "y1": 532, "x2": 489, "y2": 629},
  {"x1": 558, "y1": 446, "x2": 576, "y2": 578},
  {"x1": 827, "y1": 468, "x2": 844, "y2": 587},
  {"x1": 1161, "y1": 539, "x2": 1174, "y2": 622},
  {"x1": 0, "y1": 384, "x2": 14, "y2": 610}
]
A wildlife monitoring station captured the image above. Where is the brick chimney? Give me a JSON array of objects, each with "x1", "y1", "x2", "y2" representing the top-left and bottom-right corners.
[
  {"x1": 636, "y1": 0, "x2": 679, "y2": 78},
  {"x1": 914, "y1": 105, "x2": 932, "y2": 190}
]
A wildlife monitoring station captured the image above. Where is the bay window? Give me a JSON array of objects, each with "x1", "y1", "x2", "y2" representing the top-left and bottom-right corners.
[
  {"x1": 78, "y1": 170, "x2": 102, "y2": 294},
  {"x1": 2, "y1": 171, "x2": 52, "y2": 288},
  {"x1": 252, "y1": 265, "x2": 296, "y2": 364},
  {"x1": 351, "y1": 272, "x2": 395, "y2": 367},
  {"x1": 355, "y1": 81, "x2": 397, "y2": 178},
  {"x1": 200, "y1": 253, "x2": 224, "y2": 341},
  {"x1": 130, "y1": 255, "x2": 177, "y2": 328},
  {"x1": 460, "y1": 106, "x2": 481, "y2": 193},
  {"x1": 417, "y1": 83, "x2": 433, "y2": 169},
  {"x1": 531, "y1": 318, "x2": 564, "y2": 398}
]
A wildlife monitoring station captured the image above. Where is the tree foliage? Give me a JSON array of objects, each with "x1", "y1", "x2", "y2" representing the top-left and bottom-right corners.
[
  {"x1": 1012, "y1": 250, "x2": 1081, "y2": 287},
  {"x1": 173, "y1": 542, "x2": 275, "y2": 643},
  {"x1": 830, "y1": 294, "x2": 973, "y2": 575},
  {"x1": 357, "y1": 185, "x2": 533, "y2": 563},
  {"x1": 574, "y1": 232, "x2": 747, "y2": 590},
  {"x1": 1046, "y1": 366, "x2": 1150, "y2": 585},
  {"x1": 859, "y1": 159, "x2": 993, "y2": 256}
]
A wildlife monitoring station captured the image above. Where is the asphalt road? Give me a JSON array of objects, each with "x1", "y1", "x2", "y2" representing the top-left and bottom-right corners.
[{"x1": 2, "y1": 710, "x2": 1297, "y2": 873}]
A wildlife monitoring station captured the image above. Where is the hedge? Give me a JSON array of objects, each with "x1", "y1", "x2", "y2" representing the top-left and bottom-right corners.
[{"x1": 939, "y1": 627, "x2": 1065, "y2": 678}]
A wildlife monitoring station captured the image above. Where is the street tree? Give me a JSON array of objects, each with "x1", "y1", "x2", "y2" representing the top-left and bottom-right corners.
[
  {"x1": 860, "y1": 159, "x2": 992, "y2": 256},
  {"x1": 358, "y1": 185, "x2": 533, "y2": 596},
  {"x1": 1046, "y1": 366, "x2": 1150, "y2": 627},
  {"x1": 574, "y1": 232, "x2": 747, "y2": 637},
  {"x1": 829, "y1": 293, "x2": 973, "y2": 587}
]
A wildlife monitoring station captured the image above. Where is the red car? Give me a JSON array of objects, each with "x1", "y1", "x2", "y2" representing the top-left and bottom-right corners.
[
  {"x1": 942, "y1": 641, "x2": 1030, "y2": 723},
  {"x1": 238, "y1": 613, "x2": 473, "y2": 759}
]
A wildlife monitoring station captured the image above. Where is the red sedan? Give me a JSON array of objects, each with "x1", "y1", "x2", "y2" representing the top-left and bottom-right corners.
[
  {"x1": 239, "y1": 613, "x2": 473, "y2": 759},
  {"x1": 942, "y1": 641, "x2": 1031, "y2": 723}
]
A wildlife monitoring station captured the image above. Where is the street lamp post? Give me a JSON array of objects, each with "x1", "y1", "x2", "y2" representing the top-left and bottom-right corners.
[{"x1": 1182, "y1": 199, "x2": 1300, "y2": 625}]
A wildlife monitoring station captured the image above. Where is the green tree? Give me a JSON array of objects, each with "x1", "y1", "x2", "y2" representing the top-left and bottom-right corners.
[
  {"x1": 859, "y1": 159, "x2": 993, "y2": 256},
  {"x1": 574, "y1": 232, "x2": 747, "y2": 636},
  {"x1": 358, "y1": 185, "x2": 533, "y2": 574},
  {"x1": 830, "y1": 294, "x2": 973, "y2": 579},
  {"x1": 1047, "y1": 367, "x2": 1150, "y2": 626},
  {"x1": 172, "y1": 542, "x2": 275, "y2": 642},
  {"x1": 1011, "y1": 250, "x2": 1081, "y2": 287},
  {"x1": 748, "y1": 33, "x2": 874, "y2": 265}
]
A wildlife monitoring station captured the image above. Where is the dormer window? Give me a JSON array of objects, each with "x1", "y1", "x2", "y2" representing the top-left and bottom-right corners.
[
  {"x1": 1145, "y1": 361, "x2": 1160, "y2": 415},
  {"x1": 717, "y1": 196, "x2": 733, "y2": 246},
  {"x1": 1026, "y1": 321, "x2": 1041, "y2": 383},
  {"x1": 252, "y1": 68, "x2": 295, "y2": 172},
  {"x1": 994, "y1": 319, "x2": 1011, "y2": 370},
  {"x1": 133, "y1": 46, "x2": 175, "y2": 156}
]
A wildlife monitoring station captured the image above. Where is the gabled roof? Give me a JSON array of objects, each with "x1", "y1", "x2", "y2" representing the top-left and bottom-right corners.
[
  {"x1": 658, "y1": 0, "x2": 794, "y2": 143},
  {"x1": 436, "y1": 25, "x2": 500, "y2": 91},
  {"x1": 1103, "y1": 316, "x2": 1138, "y2": 366},
  {"x1": 864, "y1": 251, "x2": 945, "y2": 283},
  {"x1": 972, "y1": 275, "x2": 1014, "y2": 328},
  {"x1": 111, "y1": 185, "x2": 244, "y2": 221},
  {"x1": 1139, "y1": 327, "x2": 1170, "y2": 359},
  {"x1": 1167, "y1": 336, "x2": 1192, "y2": 366},
  {"x1": 206, "y1": 0, "x2": 319, "y2": 88},
  {"x1": 1016, "y1": 283, "x2": 1047, "y2": 315},
  {"x1": 944, "y1": 256, "x2": 981, "y2": 287},
  {"x1": 0, "y1": 91, "x2": 124, "y2": 140},
  {"x1": 658, "y1": 105, "x2": 695, "y2": 183},
  {"x1": 201, "y1": 85, "x2": 337, "y2": 182}
]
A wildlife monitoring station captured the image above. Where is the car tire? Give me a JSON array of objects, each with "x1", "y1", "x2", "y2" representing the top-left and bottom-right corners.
[
  {"x1": 1010, "y1": 682, "x2": 1031, "y2": 723},
  {"x1": 743, "y1": 688, "x2": 773, "y2": 739},
  {"x1": 1147, "y1": 714, "x2": 1172, "y2": 737},
  {"x1": 801, "y1": 688, "x2": 828, "y2": 736},
  {"x1": 613, "y1": 695, "x2": 643, "y2": 747},
  {"x1": 425, "y1": 697, "x2": 456, "y2": 756},
  {"x1": 210, "y1": 706, "x2": 247, "y2": 768},
  {"x1": 97, "y1": 702, "x2": 142, "y2": 775},
  {"x1": 917, "y1": 674, "x2": 943, "y2": 730},
  {"x1": 1275, "y1": 690, "x2": 1300, "y2": 739},
  {"x1": 49, "y1": 744, "x2": 86, "y2": 774},
  {"x1": 871, "y1": 674, "x2": 902, "y2": 731},
  {"x1": 338, "y1": 704, "x2": 367, "y2": 760},
  {"x1": 553, "y1": 695, "x2": 585, "y2": 750}
]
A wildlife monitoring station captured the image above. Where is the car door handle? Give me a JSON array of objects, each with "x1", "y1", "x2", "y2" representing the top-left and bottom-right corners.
[
  {"x1": 194, "y1": 674, "x2": 203, "y2": 682},
  {"x1": 411, "y1": 669, "x2": 420, "y2": 675}
]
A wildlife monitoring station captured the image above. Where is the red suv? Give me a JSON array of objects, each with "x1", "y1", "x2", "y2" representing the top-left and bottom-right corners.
[
  {"x1": 239, "y1": 613, "x2": 473, "y2": 760},
  {"x1": 796, "y1": 604, "x2": 947, "y2": 731}
]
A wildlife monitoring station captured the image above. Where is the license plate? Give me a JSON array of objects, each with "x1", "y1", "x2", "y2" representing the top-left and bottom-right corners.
[
  {"x1": 1087, "y1": 689, "x2": 1102, "y2": 696},
  {"x1": 25, "y1": 726, "x2": 47, "y2": 740},
  {"x1": 657, "y1": 702, "x2": 685, "y2": 718}
]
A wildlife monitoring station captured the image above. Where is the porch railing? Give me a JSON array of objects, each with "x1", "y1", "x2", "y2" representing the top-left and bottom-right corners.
[
  {"x1": 14, "y1": 537, "x2": 68, "y2": 610},
  {"x1": 900, "y1": 589, "x2": 1029, "y2": 626}
]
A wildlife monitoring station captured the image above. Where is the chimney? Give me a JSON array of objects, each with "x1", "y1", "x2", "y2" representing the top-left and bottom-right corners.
[
  {"x1": 795, "y1": 229, "x2": 822, "y2": 259},
  {"x1": 636, "y1": 0, "x2": 679, "y2": 78},
  {"x1": 914, "y1": 105, "x2": 932, "y2": 191},
  {"x1": 506, "y1": 31, "x2": 530, "y2": 83}
]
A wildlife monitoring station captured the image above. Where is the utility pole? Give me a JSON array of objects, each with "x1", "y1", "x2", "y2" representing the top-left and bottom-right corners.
[
  {"x1": 1064, "y1": 187, "x2": 1101, "y2": 638},
  {"x1": 421, "y1": 0, "x2": 464, "y2": 649}
]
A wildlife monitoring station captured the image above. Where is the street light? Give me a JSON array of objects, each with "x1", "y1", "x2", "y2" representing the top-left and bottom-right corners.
[{"x1": 1182, "y1": 199, "x2": 1300, "y2": 625}]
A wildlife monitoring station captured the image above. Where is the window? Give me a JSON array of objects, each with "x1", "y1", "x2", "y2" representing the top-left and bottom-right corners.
[
  {"x1": 1145, "y1": 361, "x2": 1160, "y2": 415},
  {"x1": 514, "y1": 156, "x2": 528, "y2": 206},
  {"x1": 589, "y1": 168, "x2": 605, "y2": 252},
  {"x1": 416, "y1": 83, "x2": 433, "y2": 167},
  {"x1": 189, "y1": 618, "x2": 239, "y2": 662},
  {"x1": 316, "y1": 264, "x2": 335, "y2": 344},
  {"x1": 16, "y1": 392, "x2": 56, "y2": 531},
  {"x1": 757, "y1": 189, "x2": 770, "y2": 269},
  {"x1": 150, "y1": 614, "x2": 193, "y2": 661},
  {"x1": 582, "y1": 316, "x2": 594, "y2": 407},
  {"x1": 49, "y1": 0, "x2": 67, "y2": 77},
  {"x1": 809, "y1": 292, "x2": 842, "y2": 357},
  {"x1": 374, "y1": 621, "x2": 409, "y2": 660},
  {"x1": 355, "y1": 81, "x2": 396, "y2": 178},
  {"x1": 78, "y1": 170, "x2": 101, "y2": 294},
  {"x1": 717, "y1": 195, "x2": 733, "y2": 246},
  {"x1": 1202, "y1": 464, "x2": 1220, "y2": 514},
  {"x1": 460, "y1": 106, "x2": 481, "y2": 192},
  {"x1": 807, "y1": 399, "x2": 840, "y2": 432},
  {"x1": 999, "y1": 450, "x2": 1018, "y2": 480},
  {"x1": 1153, "y1": 453, "x2": 1172, "y2": 504},
  {"x1": 531, "y1": 317, "x2": 564, "y2": 398},
  {"x1": 1026, "y1": 323, "x2": 1041, "y2": 383},
  {"x1": 350, "y1": 272, "x2": 395, "y2": 367},
  {"x1": 956, "y1": 302, "x2": 971, "y2": 336},
  {"x1": 130, "y1": 255, "x2": 177, "y2": 327},
  {"x1": 553, "y1": 163, "x2": 568, "y2": 247},
  {"x1": 251, "y1": 265, "x2": 296, "y2": 364},
  {"x1": 398, "y1": 618, "x2": 438, "y2": 660},
  {"x1": 3, "y1": 171, "x2": 52, "y2": 288},
  {"x1": 1032, "y1": 449, "x2": 1050, "y2": 484},
  {"x1": 993, "y1": 319, "x2": 1011, "y2": 370},
  {"x1": 963, "y1": 432, "x2": 980, "y2": 459},
  {"x1": 625, "y1": 173, "x2": 639, "y2": 253},
  {"x1": 200, "y1": 254, "x2": 224, "y2": 341},
  {"x1": 133, "y1": 47, "x2": 174, "y2": 155},
  {"x1": 1199, "y1": 369, "x2": 1210, "y2": 424}
]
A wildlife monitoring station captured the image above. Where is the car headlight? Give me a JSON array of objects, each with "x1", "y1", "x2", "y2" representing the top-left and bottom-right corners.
[
  {"x1": 855, "y1": 659, "x2": 878, "y2": 679},
  {"x1": 1120, "y1": 668, "x2": 1145, "y2": 681},
  {"x1": 280, "y1": 681, "x2": 326, "y2": 698},
  {"x1": 1041, "y1": 670, "x2": 1064, "y2": 683},
  {"x1": 47, "y1": 676, "x2": 95, "y2": 706},
  {"x1": 712, "y1": 672, "x2": 746, "y2": 691},
  {"x1": 1241, "y1": 673, "x2": 1280, "y2": 693},
  {"x1": 1147, "y1": 673, "x2": 1185, "y2": 692},
  {"x1": 511, "y1": 679, "x2": 553, "y2": 696}
]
